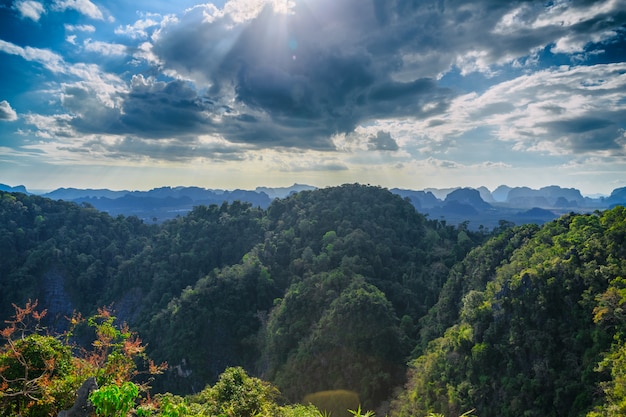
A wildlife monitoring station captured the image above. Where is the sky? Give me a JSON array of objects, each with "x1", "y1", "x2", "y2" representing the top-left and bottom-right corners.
[{"x1": 0, "y1": 0, "x2": 625, "y2": 195}]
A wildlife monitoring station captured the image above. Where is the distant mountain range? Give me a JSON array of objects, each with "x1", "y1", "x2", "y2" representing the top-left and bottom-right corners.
[{"x1": 1, "y1": 182, "x2": 625, "y2": 229}]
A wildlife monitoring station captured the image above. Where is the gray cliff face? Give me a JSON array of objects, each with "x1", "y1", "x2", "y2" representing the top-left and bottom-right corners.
[
  {"x1": 57, "y1": 377, "x2": 97, "y2": 417},
  {"x1": 42, "y1": 269, "x2": 75, "y2": 331},
  {"x1": 444, "y1": 188, "x2": 492, "y2": 211},
  {"x1": 41, "y1": 268, "x2": 144, "y2": 327},
  {"x1": 506, "y1": 186, "x2": 585, "y2": 207},
  {"x1": 111, "y1": 287, "x2": 144, "y2": 324}
]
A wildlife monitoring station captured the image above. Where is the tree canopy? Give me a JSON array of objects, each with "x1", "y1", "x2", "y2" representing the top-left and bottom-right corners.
[{"x1": 2, "y1": 187, "x2": 625, "y2": 416}]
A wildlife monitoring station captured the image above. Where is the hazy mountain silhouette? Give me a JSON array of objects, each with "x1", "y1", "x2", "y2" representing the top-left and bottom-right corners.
[
  {"x1": 0, "y1": 183, "x2": 29, "y2": 194},
  {"x1": 2, "y1": 182, "x2": 624, "y2": 229},
  {"x1": 491, "y1": 185, "x2": 512, "y2": 202},
  {"x1": 444, "y1": 188, "x2": 493, "y2": 211},
  {"x1": 605, "y1": 186, "x2": 626, "y2": 207}
]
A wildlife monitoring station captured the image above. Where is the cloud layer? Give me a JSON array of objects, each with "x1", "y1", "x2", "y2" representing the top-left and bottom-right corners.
[{"x1": 1, "y1": 0, "x2": 625, "y2": 192}]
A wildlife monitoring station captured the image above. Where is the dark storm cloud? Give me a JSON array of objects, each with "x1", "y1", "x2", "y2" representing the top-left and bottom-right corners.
[
  {"x1": 64, "y1": 74, "x2": 352, "y2": 150},
  {"x1": 63, "y1": 76, "x2": 215, "y2": 139},
  {"x1": 567, "y1": 128, "x2": 625, "y2": 154},
  {"x1": 141, "y1": 0, "x2": 626, "y2": 151},
  {"x1": 119, "y1": 77, "x2": 211, "y2": 137},
  {"x1": 146, "y1": 1, "x2": 456, "y2": 148},
  {"x1": 53, "y1": 0, "x2": 626, "y2": 155},
  {"x1": 543, "y1": 117, "x2": 614, "y2": 135},
  {"x1": 541, "y1": 116, "x2": 625, "y2": 153},
  {"x1": 368, "y1": 131, "x2": 399, "y2": 151}
]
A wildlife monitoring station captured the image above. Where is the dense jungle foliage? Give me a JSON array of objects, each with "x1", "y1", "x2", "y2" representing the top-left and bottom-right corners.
[{"x1": 1, "y1": 185, "x2": 626, "y2": 416}]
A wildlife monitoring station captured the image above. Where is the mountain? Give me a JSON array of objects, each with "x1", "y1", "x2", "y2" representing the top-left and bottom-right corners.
[
  {"x1": 1, "y1": 182, "x2": 623, "y2": 229},
  {"x1": 390, "y1": 188, "x2": 441, "y2": 209},
  {"x1": 255, "y1": 183, "x2": 317, "y2": 199},
  {"x1": 405, "y1": 185, "x2": 616, "y2": 230},
  {"x1": 444, "y1": 188, "x2": 493, "y2": 211},
  {"x1": 44, "y1": 186, "x2": 272, "y2": 221},
  {"x1": 1, "y1": 185, "x2": 626, "y2": 416},
  {"x1": 605, "y1": 186, "x2": 626, "y2": 207},
  {"x1": 491, "y1": 184, "x2": 512, "y2": 202},
  {"x1": 390, "y1": 207, "x2": 626, "y2": 417},
  {"x1": 476, "y1": 186, "x2": 496, "y2": 203},
  {"x1": 0, "y1": 183, "x2": 29, "y2": 194},
  {"x1": 43, "y1": 187, "x2": 129, "y2": 200},
  {"x1": 505, "y1": 185, "x2": 586, "y2": 208},
  {"x1": 0, "y1": 185, "x2": 484, "y2": 411}
]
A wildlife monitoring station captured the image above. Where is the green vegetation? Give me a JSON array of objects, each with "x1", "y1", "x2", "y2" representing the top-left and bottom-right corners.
[
  {"x1": 0, "y1": 301, "x2": 326, "y2": 416},
  {"x1": 390, "y1": 208, "x2": 626, "y2": 417},
  {"x1": 0, "y1": 300, "x2": 163, "y2": 417},
  {"x1": 90, "y1": 382, "x2": 139, "y2": 417},
  {"x1": 0, "y1": 185, "x2": 479, "y2": 407},
  {"x1": 2, "y1": 186, "x2": 626, "y2": 416}
]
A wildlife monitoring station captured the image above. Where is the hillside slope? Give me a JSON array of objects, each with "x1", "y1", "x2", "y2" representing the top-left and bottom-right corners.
[
  {"x1": 391, "y1": 207, "x2": 626, "y2": 417},
  {"x1": 3, "y1": 187, "x2": 625, "y2": 416},
  {"x1": 0, "y1": 185, "x2": 483, "y2": 410}
]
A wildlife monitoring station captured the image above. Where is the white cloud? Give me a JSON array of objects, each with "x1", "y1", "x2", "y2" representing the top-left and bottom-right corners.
[
  {"x1": 83, "y1": 39, "x2": 127, "y2": 56},
  {"x1": 0, "y1": 100, "x2": 18, "y2": 121},
  {"x1": 65, "y1": 23, "x2": 96, "y2": 32},
  {"x1": 21, "y1": 113, "x2": 75, "y2": 139},
  {"x1": 13, "y1": 0, "x2": 45, "y2": 21},
  {"x1": 414, "y1": 63, "x2": 626, "y2": 157},
  {"x1": 115, "y1": 14, "x2": 161, "y2": 39},
  {"x1": 0, "y1": 39, "x2": 66, "y2": 73},
  {"x1": 190, "y1": 0, "x2": 296, "y2": 24},
  {"x1": 532, "y1": 0, "x2": 620, "y2": 30},
  {"x1": 455, "y1": 50, "x2": 497, "y2": 77},
  {"x1": 0, "y1": 39, "x2": 125, "y2": 103},
  {"x1": 52, "y1": 0, "x2": 103, "y2": 20},
  {"x1": 131, "y1": 42, "x2": 161, "y2": 67},
  {"x1": 494, "y1": 0, "x2": 625, "y2": 57}
]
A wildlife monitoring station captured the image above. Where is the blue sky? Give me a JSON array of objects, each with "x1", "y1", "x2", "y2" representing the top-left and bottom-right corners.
[{"x1": 0, "y1": 0, "x2": 625, "y2": 194}]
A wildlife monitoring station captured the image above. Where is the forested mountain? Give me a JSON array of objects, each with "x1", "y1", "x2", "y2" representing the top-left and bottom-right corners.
[
  {"x1": 0, "y1": 185, "x2": 482, "y2": 411},
  {"x1": 1, "y1": 185, "x2": 626, "y2": 416},
  {"x1": 5, "y1": 181, "x2": 626, "y2": 229},
  {"x1": 391, "y1": 207, "x2": 626, "y2": 417}
]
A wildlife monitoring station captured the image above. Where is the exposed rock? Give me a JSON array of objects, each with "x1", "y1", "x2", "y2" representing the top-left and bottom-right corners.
[
  {"x1": 112, "y1": 287, "x2": 144, "y2": 324},
  {"x1": 444, "y1": 188, "x2": 492, "y2": 211},
  {"x1": 42, "y1": 269, "x2": 75, "y2": 332},
  {"x1": 57, "y1": 377, "x2": 97, "y2": 417}
]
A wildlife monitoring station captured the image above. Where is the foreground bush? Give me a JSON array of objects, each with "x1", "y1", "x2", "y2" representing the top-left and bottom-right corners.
[{"x1": 0, "y1": 301, "x2": 331, "y2": 417}]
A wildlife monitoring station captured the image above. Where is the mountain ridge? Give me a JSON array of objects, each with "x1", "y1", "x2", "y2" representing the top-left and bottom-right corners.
[
  {"x1": 1, "y1": 185, "x2": 626, "y2": 416},
  {"x1": 1, "y1": 182, "x2": 624, "y2": 229}
]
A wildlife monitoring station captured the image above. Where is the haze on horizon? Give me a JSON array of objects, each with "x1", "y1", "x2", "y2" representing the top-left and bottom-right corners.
[{"x1": 1, "y1": 0, "x2": 625, "y2": 195}]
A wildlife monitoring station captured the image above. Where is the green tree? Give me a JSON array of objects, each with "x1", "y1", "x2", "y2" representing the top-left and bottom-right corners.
[
  {"x1": 0, "y1": 301, "x2": 165, "y2": 417},
  {"x1": 0, "y1": 300, "x2": 76, "y2": 416},
  {"x1": 191, "y1": 366, "x2": 280, "y2": 417}
]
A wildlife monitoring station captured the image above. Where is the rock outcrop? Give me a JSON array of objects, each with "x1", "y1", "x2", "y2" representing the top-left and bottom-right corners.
[{"x1": 57, "y1": 377, "x2": 97, "y2": 417}]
